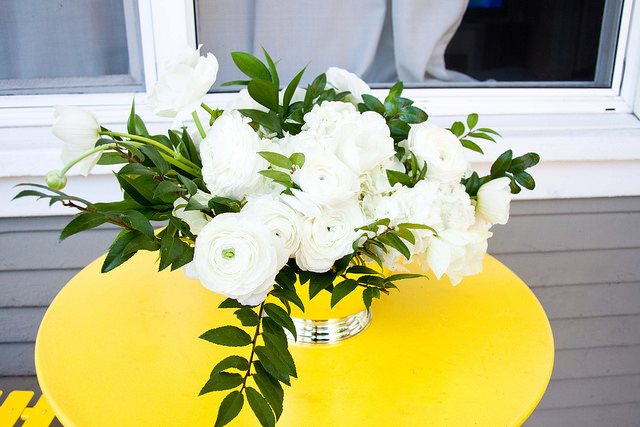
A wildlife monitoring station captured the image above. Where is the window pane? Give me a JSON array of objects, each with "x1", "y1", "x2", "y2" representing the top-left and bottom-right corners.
[
  {"x1": 0, "y1": 0, "x2": 144, "y2": 94},
  {"x1": 195, "y1": 0, "x2": 622, "y2": 89}
]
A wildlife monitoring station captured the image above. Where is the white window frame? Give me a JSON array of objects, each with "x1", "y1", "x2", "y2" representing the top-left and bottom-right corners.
[{"x1": 2, "y1": 0, "x2": 640, "y2": 217}]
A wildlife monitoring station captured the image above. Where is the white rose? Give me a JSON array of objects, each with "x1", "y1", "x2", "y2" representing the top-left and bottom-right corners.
[
  {"x1": 292, "y1": 149, "x2": 359, "y2": 207},
  {"x1": 333, "y1": 111, "x2": 395, "y2": 174},
  {"x1": 326, "y1": 67, "x2": 372, "y2": 105},
  {"x1": 407, "y1": 123, "x2": 468, "y2": 183},
  {"x1": 189, "y1": 213, "x2": 287, "y2": 306},
  {"x1": 172, "y1": 190, "x2": 212, "y2": 234},
  {"x1": 52, "y1": 105, "x2": 101, "y2": 176},
  {"x1": 146, "y1": 45, "x2": 218, "y2": 124},
  {"x1": 475, "y1": 177, "x2": 511, "y2": 225},
  {"x1": 295, "y1": 198, "x2": 364, "y2": 272},
  {"x1": 242, "y1": 195, "x2": 303, "y2": 256},
  {"x1": 200, "y1": 111, "x2": 268, "y2": 200}
]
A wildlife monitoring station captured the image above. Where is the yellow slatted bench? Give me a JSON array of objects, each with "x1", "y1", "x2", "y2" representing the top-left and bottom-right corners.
[{"x1": 0, "y1": 390, "x2": 56, "y2": 427}]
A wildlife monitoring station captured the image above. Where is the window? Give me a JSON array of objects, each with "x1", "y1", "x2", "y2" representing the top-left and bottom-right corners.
[
  {"x1": 195, "y1": 0, "x2": 624, "y2": 89},
  {"x1": 0, "y1": 0, "x2": 145, "y2": 95}
]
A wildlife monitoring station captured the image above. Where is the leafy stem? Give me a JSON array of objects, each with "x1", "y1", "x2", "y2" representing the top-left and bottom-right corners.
[{"x1": 240, "y1": 301, "x2": 267, "y2": 391}]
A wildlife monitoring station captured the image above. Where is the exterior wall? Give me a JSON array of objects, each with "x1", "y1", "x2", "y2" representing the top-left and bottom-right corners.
[{"x1": 1, "y1": 197, "x2": 639, "y2": 425}]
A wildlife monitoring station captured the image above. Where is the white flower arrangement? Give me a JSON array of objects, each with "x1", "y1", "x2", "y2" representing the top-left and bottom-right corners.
[{"x1": 16, "y1": 46, "x2": 539, "y2": 426}]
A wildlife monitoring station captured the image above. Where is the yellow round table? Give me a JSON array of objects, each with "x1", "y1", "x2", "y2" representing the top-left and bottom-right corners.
[{"x1": 35, "y1": 252, "x2": 553, "y2": 426}]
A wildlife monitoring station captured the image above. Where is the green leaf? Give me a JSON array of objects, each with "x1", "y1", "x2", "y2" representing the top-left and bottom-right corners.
[
  {"x1": 450, "y1": 121, "x2": 465, "y2": 137},
  {"x1": 248, "y1": 78, "x2": 280, "y2": 112},
  {"x1": 199, "y1": 326, "x2": 252, "y2": 347},
  {"x1": 199, "y1": 372, "x2": 243, "y2": 395},
  {"x1": 282, "y1": 67, "x2": 306, "y2": 112},
  {"x1": 215, "y1": 391, "x2": 244, "y2": 427},
  {"x1": 308, "y1": 272, "x2": 335, "y2": 299},
  {"x1": 330, "y1": 279, "x2": 359, "y2": 308},
  {"x1": 127, "y1": 100, "x2": 149, "y2": 136},
  {"x1": 380, "y1": 232, "x2": 411, "y2": 260},
  {"x1": 346, "y1": 265, "x2": 381, "y2": 275},
  {"x1": 253, "y1": 361, "x2": 284, "y2": 420},
  {"x1": 158, "y1": 233, "x2": 192, "y2": 271},
  {"x1": 261, "y1": 47, "x2": 279, "y2": 88},
  {"x1": 259, "y1": 170, "x2": 292, "y2": 185},
  {"x1": 269, "y1": 288, "x2": 304, "y2": 312},
  {"x1": 467, "y1": 113, "x2": 479, "y2": 129},
  {"x1": 468, "y1": 132, "x2": 496, "y2": 143},
  {"x1": 97, "y1": 152, "x2": 127, "y2": 165},
  {"x1": 289, "y1": 152, "x2": 305, "y2": 168},
  {"x1": 121, "y1": 210, "x2": 155, "y2": 240},
  {"x1": 219, "y1": 79, "x2": 251, "y2": 87},
  {"x1": 386, "y1": 169, "x2": 412, "y2": 187},
  {"x1": 139, "y1": 144, "x2": 169, "y2": 175},
  {"x1": 363, "y1": 287, "x2": 374, "y2": 309},
  {"x1": 152, "y1": 180, "x2": 182, "y2": 199},
  {"x1": 115, "y1": 174, "x2": 155, "y2": 207},
  {"x1": 219, "y1": 298, "x2": 245, "y2": 309},
  {"x1": 392, "y1": 227, "x2": 415, "y2": 245},
  {"x1": 238, "y1": 109, "x2": 282, "y2": 135},
  {"x1": 118, "y1": 163, "x2": 157, "y2": 177},
  {"x1": 356, "y1": 275, "x2": 385, "y2": 287},
  {"x1": 514, "y1": 170, "x2": 536, "y2": 190},
  {"x1": 230, "y1": 51, "x2": 272, "y2": 81},
  {"x1": 460, "y1": 139, "x2": 484, "y2": 154},
  {"x1": 387, "y1": 119, "x2": 410, "y2": 141},
  {"x1": 360, "y1": 94, "x2": 385, "y2": 115},
  {"x1": 385, "y1": 273, "x2": 424, "y2": 282},
  {"x1": 59, "y1": 212, "x2": 108, "y2": 242},
  {"x1": 509, "y1": 152, "x2": 540, "y2": 174},
  {"x1": 261, "y1": 318, "x2": 296, "y2": 378},
  {"x1": 264, "y1": 303, "x2": 297, "y2": 341},
  {"x1": 176, "y1": 174, "x2": 198, "y2": 196},
  {"x1": 258, "y1": 152, "x2": 293, "y2": 170},
  {"x1": 211, "y1": 356, "x2": 250, "y2": 376},
  {"x1": 246, "y1": 387, "x2": 276, "y2": 427},
  {"x1": 254, "y1": 346, "x2": 291, "y2": 385},
  {"x1": 398, "y1": 106, "x2": 428, "y2": 123},
  {"x1": 476, "y1": 127, "x2": 502, "y2": 136},
  {"x1": 101, "y1": 231, "x2": 140, "y2": 273},
  {"x1": 234, "y1": 307, "x2": 260, "y2": 327},
  {"x1": 491, "y1": 150, "x2": 513, "y2": 176}
]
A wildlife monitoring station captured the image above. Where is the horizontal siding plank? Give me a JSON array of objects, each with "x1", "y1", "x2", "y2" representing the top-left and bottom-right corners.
[
  {"x1": 525, "y1": 402, "x2": 640, "y2": 427},
  {"x1": 537, "y1": 374, "x2": 640, "y2": 409},
  {"x1": 509, "y1": 196, "x2": 640, "y2": 216},
  {"x1": 0, "y1": 343, "x2": 35, "y2": 375},
  {"x1": 0, "y1": 270, "x2": 77, "y2": 307},
  {"x1": 533, "y1": 282, "x2": 640, "y2": 318},
  {"x1": 550, "y1": 315, "x2": 640, "y2": 349},
  {"x1": 0, "y1": 308, "x2": 47, "y2": 343},
  {"x1": 552, "y1": 346, "x2": 640, "y2": 379},
  {"x1": 493, "y1": 248, "x2": 640, "y2": 287},
  {"x1": 490, "y1": 212, "x2": 640, "y2": 253},
  {"x1": 0, "y1": 229, "x2": 118, "y2": 271}
]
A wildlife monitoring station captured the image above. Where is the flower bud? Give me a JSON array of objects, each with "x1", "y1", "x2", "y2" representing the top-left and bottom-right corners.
[{"x1": 45, "y1": 170, "x2": 67, "y2": 189}]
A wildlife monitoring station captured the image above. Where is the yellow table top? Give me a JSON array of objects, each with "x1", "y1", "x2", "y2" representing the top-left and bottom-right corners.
[{"x1": 35, "y1": 252, "x2": 553, "y2": 426}]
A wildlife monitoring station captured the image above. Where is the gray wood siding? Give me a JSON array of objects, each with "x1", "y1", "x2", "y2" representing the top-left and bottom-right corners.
[{"x1": 1, "y1": 197, "x2": 639, "y2": 426}]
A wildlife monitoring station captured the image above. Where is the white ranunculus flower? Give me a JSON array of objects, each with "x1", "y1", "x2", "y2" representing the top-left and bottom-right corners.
[
  {"x1": 52, "y1": 105, "x2": 101, "y2": 176},
  {"x1": 292, "y1": 149, "x2": 359, "y2": 207},
  {"x1": 200, "y1": 111, "x2": 268, "y2": 200},
  {"x1": 295, "y1": 198, "x2": 365, "y2": 273},
  {"x1": 302, "y1": 101, "x2": 359, "y2": 140},
  {"x1": 407, "y1": 122, "x2": 468, "y2": 183},
  {"x1": 326, "y1": 67, "x2": 372, "y2": 105},
  {"x1": 424, "y1": 229, "x2": 491, "y2": 285},
  {"x1": 438, "y1": 182, "x2": 476, "y2": 231},
  {"x1": 360, "y1": 156, "x2": 405, "y2": 196},
  {"x1": 333, "y1": 111, "x2": 395, "y2": 174},
  {"x1": 172, "y1": 190, "x2": 212, "y2": 234},
  {"x1": 475, "y1": 177, "x2": 512, "y2": 225},
  {"x1": 242, "y1": 195, "x2": 303, "y2": 256},
  {"x1": 189, "y1": 212, "x2": 288, "y2": 306},
  {"x1": 146, "y1": 45, "x2": 218, "y2": 124}
]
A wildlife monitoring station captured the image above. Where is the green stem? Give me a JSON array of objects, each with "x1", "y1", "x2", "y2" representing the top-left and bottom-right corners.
[
  {"x1": 192, "y1": 111, "x2": 206, "y2": 139},
  {"x1": 200, "y1": 102, "x2": 216, "y2": 116},
  {"x1": 60, "y1": 143, "x2": 119, "y2": 175},
  {"x1": 100, "y1": 131, "x2": 201, "y2": 176}
]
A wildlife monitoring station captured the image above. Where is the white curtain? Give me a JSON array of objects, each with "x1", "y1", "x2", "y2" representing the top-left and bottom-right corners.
[{"x1": 197, "y1": 0, "x2": 474, "y2": 86}]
